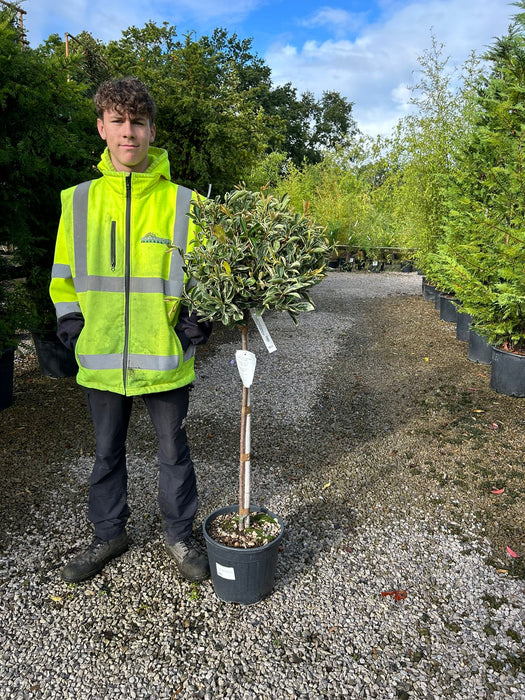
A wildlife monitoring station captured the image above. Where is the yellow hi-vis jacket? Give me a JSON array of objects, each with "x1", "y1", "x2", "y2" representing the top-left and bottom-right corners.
[{"x1": 50, "y1": 146, "x2": 200, "y2": 396}]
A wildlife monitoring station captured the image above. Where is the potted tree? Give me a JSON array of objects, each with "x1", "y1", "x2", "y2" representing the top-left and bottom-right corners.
[{"x1": 172, "y1": 186, "x2": 329, "y2": 603}]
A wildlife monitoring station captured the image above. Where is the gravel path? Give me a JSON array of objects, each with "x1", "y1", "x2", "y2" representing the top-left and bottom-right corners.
[{"x1": 0, "y1": 271, "x2": 523, "y2": 699}]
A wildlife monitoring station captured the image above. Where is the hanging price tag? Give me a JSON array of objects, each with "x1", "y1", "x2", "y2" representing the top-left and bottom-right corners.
[
  {"x1": 235, "y1": 350, "x2": 257, "y2": 387},
  {"x1": 250, "y1": 309, "x2": 276, "y2": 353}
]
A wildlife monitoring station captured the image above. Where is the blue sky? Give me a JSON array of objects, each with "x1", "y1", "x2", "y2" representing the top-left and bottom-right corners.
[{"x1": 23, "y1": 0, "x2": 517, "y2": 137}]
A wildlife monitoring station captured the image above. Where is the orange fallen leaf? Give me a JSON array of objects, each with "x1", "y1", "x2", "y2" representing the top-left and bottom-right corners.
[
  {"x1": 491, "y1": 487, "x2": 505, "y2": 495},
  {"x1": 506, "y1": 546, "x2": 519, "y2": 559},
  {"x1": 381, "y1": 590, "x2": 407, "y2": 601}
]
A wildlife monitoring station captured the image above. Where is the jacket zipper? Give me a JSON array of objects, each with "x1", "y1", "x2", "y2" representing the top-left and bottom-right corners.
[
  {"x1": 122, "y1": 174, "x2": 132, "y2": 391},
  {"x1": 110, "y1": 221, "x2": 116, "y2": 271}
]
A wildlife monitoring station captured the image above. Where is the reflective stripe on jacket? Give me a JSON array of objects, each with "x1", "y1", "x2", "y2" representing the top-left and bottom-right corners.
[{"x1": 50, "y1": 146, "x2": 199, "y2": 396}]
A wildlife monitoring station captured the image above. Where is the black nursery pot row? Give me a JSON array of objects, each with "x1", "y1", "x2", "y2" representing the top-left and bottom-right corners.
[
  {"x1": 328, "y1": 247, "x2": 415, "y2": 273},
  {"x1": 421, "y1": 277, "x2": 525, "y2": 397}
]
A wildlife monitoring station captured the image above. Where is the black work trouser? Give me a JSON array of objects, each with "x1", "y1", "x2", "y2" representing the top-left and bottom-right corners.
[{"x1": 84, "y1": 385, "x2": 197, "y2": 544}]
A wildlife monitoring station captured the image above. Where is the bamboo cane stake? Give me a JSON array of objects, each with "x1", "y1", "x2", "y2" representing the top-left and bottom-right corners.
[{"x1": 238, "y1": 319, "x2": 251, "y2": 529}]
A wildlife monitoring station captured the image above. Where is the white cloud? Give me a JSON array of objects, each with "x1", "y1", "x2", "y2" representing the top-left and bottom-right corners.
[
  {"x1": 265, "y1": 0, "x2": 515, "y2": 137},
  {"x1": 22, "y1": 0, "x2": 516, "y2": 138},
  {"x1": 24, "y1": 0, "x2": 264, "y2": 45},
  {"x1": 301, "y1": 7, "x2": 367, "y2": 38},
  {"x1": 25, "y1": 0, "x2": 153, "y2": 44}
]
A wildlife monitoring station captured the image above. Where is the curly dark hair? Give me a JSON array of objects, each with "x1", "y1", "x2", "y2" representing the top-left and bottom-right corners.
[{"x1": 94, "y1": 77, "x2": 157, "y2": 123}]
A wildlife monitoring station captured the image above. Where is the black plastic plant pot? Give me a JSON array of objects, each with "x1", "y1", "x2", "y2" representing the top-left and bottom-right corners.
[
  {"x1": 32, "y1": 332, "x2": 78, "y2": 378},
  {"x1": 203, "y1": 505, "x2": 284, "y2": 605},
  {"x1": 468, "y1": 329, "x2": 492, "y2": 365},
  {"x1": 0, "y1": 349, "x2": 14, "y2": 411},
  {"x1": 422, "y1": 280, "x2": 437, "y2": 302},
  {"x1": 490, "y1": 346, "x2": 525, "y2": 397},
  {"x1": 456, "y1": 311, "x2": 472, "y2": 342},
  {"x1": 439, "y1": 294, "x2": 458, "y2": 324}
]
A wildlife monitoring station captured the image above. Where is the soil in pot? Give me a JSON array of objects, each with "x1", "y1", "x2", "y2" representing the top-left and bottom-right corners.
[{"x1": 207, "y1": 511, "x2": 282, "y2": 548}]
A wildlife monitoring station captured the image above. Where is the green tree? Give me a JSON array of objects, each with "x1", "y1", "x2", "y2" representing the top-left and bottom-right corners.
[
  {"x1": 378, "y1": 35, "x2": 471, "y2": 279},
  {"x1": 0, "y1": 8, "x2": 98, "y2": 331},
  {"x1": 271, "y1": 135, "x2": 397, "y2": 260},
  {"x1": 261, "y1": 83, "x2": 358, "y2": 166},
  {"x1": 103, "y1": 23, "x2": 273, "y2": 194},
  {"x1": 438, "y1": 8, "x2": 525, "y2": 350}
]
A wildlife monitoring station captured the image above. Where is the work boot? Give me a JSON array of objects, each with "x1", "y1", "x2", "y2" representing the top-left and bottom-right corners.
[
  {"x1": 165, "y1": 535, "x2": 210, "y2": 582},
  {"x1": 61, "y1": 531, "x2": 129, "y2": 583}
]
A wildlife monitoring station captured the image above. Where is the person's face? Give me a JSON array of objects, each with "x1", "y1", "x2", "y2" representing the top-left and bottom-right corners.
[{"x1": 97, "y1": 109, "x2": 156, "y2": 173}]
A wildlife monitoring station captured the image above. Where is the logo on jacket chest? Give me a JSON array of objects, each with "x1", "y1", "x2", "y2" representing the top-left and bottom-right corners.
[{"x1": 141, "y1": 233, "x2": 172, "y2": 246}]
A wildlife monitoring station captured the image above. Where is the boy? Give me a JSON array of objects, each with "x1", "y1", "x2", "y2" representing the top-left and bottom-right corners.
[{"x1": 50, "y1": 77, "x2": 211, "y2": 583}]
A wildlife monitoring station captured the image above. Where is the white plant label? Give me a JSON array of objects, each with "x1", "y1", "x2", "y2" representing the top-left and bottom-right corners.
[
  {"x1": 216, "y1": 563, "x2": 236, "y2": 580},
  {"x1": 235, "y1": 350, "x2": 257, "y2": 388},
  {"x1": 250, "y1": 309, "x2": 277, "y2": 353}
]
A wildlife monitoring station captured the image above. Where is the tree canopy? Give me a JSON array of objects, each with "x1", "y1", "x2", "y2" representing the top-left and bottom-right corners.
[
  {"x1": 0, "y1": 8, "x2": 99, "y2": 329},
  {"x1": 60, "y1": 22, "x2": 358, "y2": 190}
]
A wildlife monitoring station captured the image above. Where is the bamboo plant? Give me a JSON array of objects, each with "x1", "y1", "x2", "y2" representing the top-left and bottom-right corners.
[{"x1": 172, "y1": 186, "x2": 329, "y2": 530}]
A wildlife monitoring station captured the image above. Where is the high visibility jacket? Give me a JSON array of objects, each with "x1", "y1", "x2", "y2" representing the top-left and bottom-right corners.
[{"x1": 50, "y1": 146, "x2": 201, "y2": 396}]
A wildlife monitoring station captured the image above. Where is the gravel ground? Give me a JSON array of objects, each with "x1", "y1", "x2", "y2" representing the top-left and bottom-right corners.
[{"x1": 0, "y1": 271, "x2": 524, "y2": 699}]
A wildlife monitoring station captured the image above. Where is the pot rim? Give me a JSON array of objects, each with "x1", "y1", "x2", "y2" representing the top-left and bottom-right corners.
[
  {"x1": 203, "y1": 504, "x2": 284, "y2": 553},
  {"x1": 491, "y1": 345, "x2": 525, "y2": 357}
]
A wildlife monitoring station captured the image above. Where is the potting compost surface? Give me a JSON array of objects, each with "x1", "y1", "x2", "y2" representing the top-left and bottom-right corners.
[
  {"x1": 1, "y1": 271, "x2": 523, "y2": 699},
  {"x1": 207, "y1": 512, "x2": 282, "y2": 548}
]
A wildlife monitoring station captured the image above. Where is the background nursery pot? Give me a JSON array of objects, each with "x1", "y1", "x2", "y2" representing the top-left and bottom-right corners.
[
  {"x1": 468, "y1": 328, "x2": 492, "y2": 365},
  {"x1": 31, "y1": 330, "x2": 78, "y2": 379},
  {"x1": 456, "y1": 310, "x2": 472, "y2": 342},
  {"x1": 439, "y1": 294, "x2": 458, "y2": 324},
  {"x1": 489, "y1": 346, "x2": 525, "y2": 397},
  {"x1": 203, "y1": 505, "x2": 285, "y2": 605},
  {"x1": 421, "y1": 277, "x2": 437, "y2": 302},
  {"x1": 0, "y1": 349, "x2": 14, "y2": 411}
]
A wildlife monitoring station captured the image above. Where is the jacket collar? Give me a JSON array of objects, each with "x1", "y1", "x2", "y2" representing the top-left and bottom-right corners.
[{"x1": 97, "y1": 147, "x2": 171, "y2": 196}]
